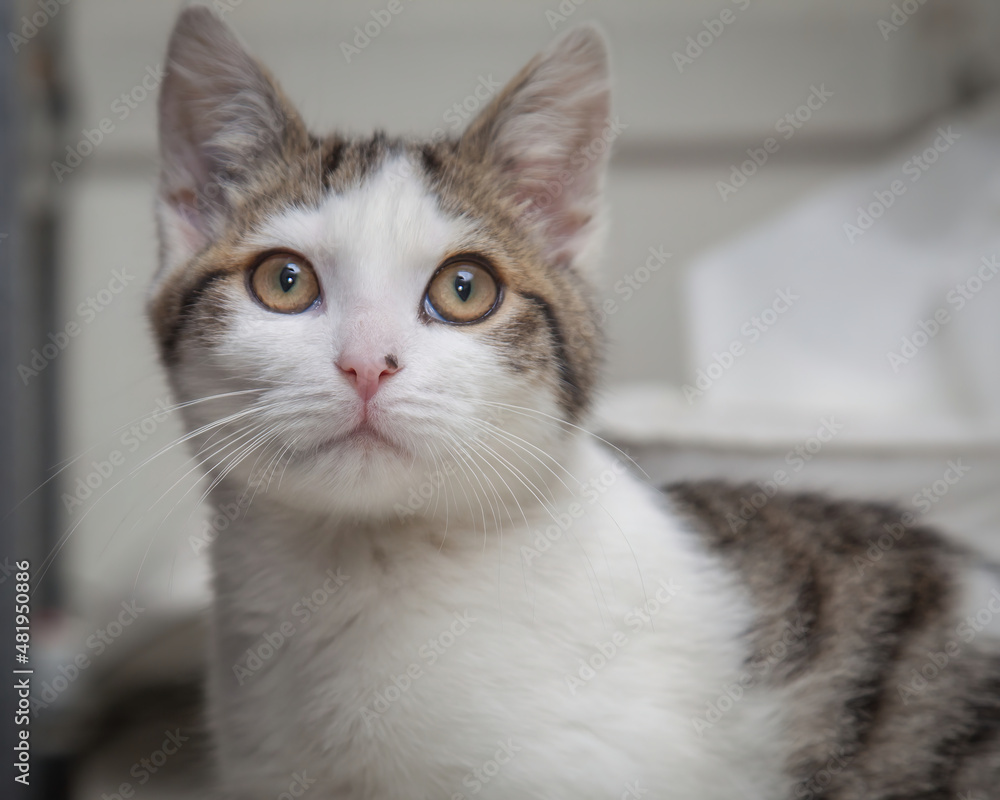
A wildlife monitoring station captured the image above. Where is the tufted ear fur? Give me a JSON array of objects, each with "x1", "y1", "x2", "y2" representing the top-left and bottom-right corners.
[
  {"x1": 459, "y1": 24, "x2": 614, "y2": 272},
  {"x1": 156, "y1": 7, "x2": 308, "y2": 277}
]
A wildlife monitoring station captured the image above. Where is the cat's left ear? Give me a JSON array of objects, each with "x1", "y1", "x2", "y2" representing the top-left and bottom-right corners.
[
  {"x1": 156, "y1": 7, "x2": 308, "y2": 277},
  {"x1": 459, "y1": 24, "x2": 613, "y2": 272}
]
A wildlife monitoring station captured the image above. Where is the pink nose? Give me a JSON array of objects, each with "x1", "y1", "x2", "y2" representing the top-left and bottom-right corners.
[{"x1": 336, "y1": 353, "x2": 400, "y2": 403}]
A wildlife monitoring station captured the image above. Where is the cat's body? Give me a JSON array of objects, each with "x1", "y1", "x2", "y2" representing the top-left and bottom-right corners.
[
  {"x1": 150, "y1": 8, "x2": 1000, "y2": 798},
  {"x1": 208, "y1": 442, "x2": 792, "y2": 800}
]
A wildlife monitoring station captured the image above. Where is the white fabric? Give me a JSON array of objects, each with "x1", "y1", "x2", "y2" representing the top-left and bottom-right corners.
[{"x1": 679, "y1": 96, "x2": 1000, "y2": 446}]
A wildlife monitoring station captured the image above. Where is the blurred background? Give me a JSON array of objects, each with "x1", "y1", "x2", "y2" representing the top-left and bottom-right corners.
[{"x1": 3, "y1": 0, "x2": 1000, "y2": 797}]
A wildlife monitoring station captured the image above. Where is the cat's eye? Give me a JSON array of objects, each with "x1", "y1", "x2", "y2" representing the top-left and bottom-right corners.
[
  {"x1": 424, "y1": 260, "x2": 501, "y2": 324},
  {"x1": 249, "y1": 253, "x2": 320, "y2": 314}
]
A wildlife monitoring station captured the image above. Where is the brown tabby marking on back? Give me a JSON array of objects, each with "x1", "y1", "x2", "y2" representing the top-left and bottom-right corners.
[{"x1": 667, "y1": 482, "x2": 1000, "y2": 799}]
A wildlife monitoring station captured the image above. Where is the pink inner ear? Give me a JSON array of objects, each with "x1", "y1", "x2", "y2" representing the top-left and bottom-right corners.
[
  {"x1": 166, "y1": 189, "x2": 212, "y2": 257},
  {"x1": 508, "y1": 147, "x2": 602, "y2": 267}
]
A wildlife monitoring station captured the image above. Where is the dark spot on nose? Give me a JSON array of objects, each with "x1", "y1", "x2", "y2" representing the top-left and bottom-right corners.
[{"x1": 385, "y1": 354, "x2": 398, "y2": 370}]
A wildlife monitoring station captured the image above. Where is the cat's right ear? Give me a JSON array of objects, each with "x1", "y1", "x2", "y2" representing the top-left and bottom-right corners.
[{"x1": 156, "y1": 7, "x2": 305, "y2": 275}]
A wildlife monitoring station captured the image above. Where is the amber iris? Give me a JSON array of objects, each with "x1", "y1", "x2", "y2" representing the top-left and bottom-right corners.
[
  {"x1": 250, "y1": 253, "x2": 320, "y2": 313},
  {"x1": 424, "y1": 261, "x2": 500, "y2": 323}
]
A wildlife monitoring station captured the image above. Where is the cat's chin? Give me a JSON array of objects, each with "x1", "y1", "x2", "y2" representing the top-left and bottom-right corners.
[
  {"x1": 315, "y1": 422, "x2": 406, "y2": 458},
  {"x1": 275, "y1": 430, "x2": 437, "y2": 520}
]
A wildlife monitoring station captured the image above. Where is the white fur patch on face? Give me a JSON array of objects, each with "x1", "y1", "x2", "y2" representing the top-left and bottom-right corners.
[
  {"x1": 250, "y1": 157, "x2": 469, "y2": 315},
  {"x1": 183, "y1": 156, "x2": 565, "y2": 520}
]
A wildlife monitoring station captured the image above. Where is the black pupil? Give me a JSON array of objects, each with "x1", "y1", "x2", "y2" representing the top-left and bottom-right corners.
[
  {"x1": 454, "y1": 271, "x2": 473, "y2": 302},
  {"x1": 279, "y1": 264, "x2": 299, "y2": 293}
]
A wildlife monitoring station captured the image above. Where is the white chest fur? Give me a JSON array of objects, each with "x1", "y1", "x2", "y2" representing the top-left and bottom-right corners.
[{"x1": 207, "y1": 441, "x2": 791, "y2": 799}]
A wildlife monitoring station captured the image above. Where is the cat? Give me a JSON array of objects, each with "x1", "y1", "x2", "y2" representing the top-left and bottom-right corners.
[{"x1": 149, "y1": 7, "x2": 1000, "y2": 799}]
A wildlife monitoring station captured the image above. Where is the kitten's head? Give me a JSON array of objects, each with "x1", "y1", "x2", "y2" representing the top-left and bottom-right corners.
[{"x1": 149, "y1": 8, "x2": 612, "y2": 522}]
